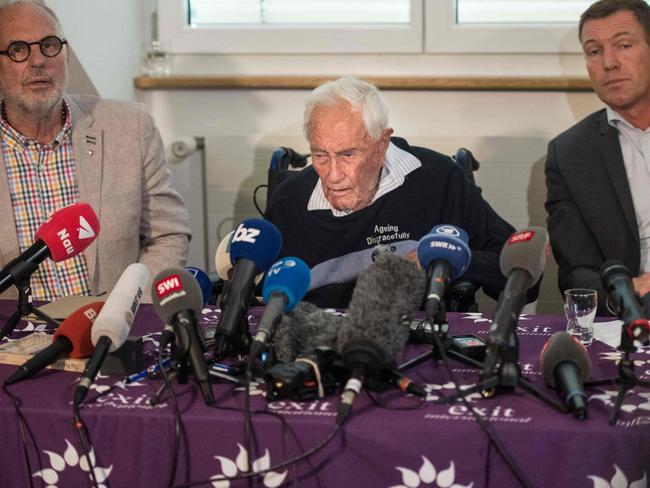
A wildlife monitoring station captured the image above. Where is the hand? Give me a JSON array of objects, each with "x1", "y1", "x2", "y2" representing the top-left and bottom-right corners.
[{"x1": 633, "y1": 272, "x2": 650, "y2": 298}]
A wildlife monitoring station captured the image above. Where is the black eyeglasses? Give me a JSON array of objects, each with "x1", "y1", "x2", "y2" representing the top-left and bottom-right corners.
[{"x1": 0, "y1": 35, "x2": 67, "y2": 63}]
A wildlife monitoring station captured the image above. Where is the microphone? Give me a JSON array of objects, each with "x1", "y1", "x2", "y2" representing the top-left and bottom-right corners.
[
  {"x1": 250, "y1": 257, "x2": 311, "y2": 358},
  {"x1": 213, "y1": 219, "x2": 282, "y2": 359},
  {"x1": 214, "y1": 231, "x2": 264, "y2": 284},
  {"x1": 482, "y1": 227, "x2": 548, "y2": 376},
  {"x1": 185, "y1": 266, "x2": 212, "y2": 306},
  {"x1": 74, "y1": 263, "x2": 149, "y2": 406},
  {"x1": 0, "y1": 202, "x2": 100, "y2": 295},
  {"x1": 4, "y1": 302, "x2": 104, "y2": 386},
  {"x1": 600, "y1": 260, "x2": 650, "y2": 345},
  {"x1": 273, "y1": 301, "x2": 343, "y2": 363},
  {"x1": 152, "y1": 268, "x2": 214, "y2": 404},
  {"x1": 417, "y1": 224, "x2": 471, "y2": 319},
  {"x1": 540, "y1": 331, "x2": 592, "y2": 420},
  {"x1": 336, "y1": 253, "x2": 426, "y2": 423}
]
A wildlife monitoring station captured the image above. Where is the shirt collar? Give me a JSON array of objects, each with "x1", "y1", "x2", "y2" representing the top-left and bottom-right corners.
[
  {"x1": 0, "y1": 98, "x2": 71, "y2": 150},
  {"x1": 307, "y1": 140, "x2": 422, "y2": 216}
]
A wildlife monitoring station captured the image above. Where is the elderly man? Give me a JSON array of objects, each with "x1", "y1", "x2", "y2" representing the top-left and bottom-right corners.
[
  {"x1": 0, "y1": 0, "x2": 190, "y2": 301},
  {"x1": 266, "y1": 76, "x2": 524, "y2": 309},
  {"x1": 546, "y1": 0, "x2": 650, "y2": 315}
]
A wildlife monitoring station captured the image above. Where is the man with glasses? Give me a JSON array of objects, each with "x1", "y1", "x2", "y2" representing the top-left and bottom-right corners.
[
  {"x1": 266, "y1": 76, "x2": 529, "y2": 309},
  {"x1": 0, "y1": 1, "x2": 190, "y2": 301},
  {"x1": 546, "y1": 0, "x2": 650, "y2": 315}
]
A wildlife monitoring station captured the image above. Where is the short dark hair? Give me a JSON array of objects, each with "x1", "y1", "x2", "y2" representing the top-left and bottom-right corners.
[{"x1": 579, "y1": 0, "x2": 650, "y2": 44}]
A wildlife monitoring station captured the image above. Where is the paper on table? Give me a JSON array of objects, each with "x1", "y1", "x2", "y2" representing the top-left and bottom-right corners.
[{"x1": 593, "y1": 320, "x2": 623, "y2": 349}]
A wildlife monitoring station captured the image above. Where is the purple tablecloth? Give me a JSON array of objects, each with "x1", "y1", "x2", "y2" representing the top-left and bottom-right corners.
[{"x1": 0, "y1": 300, "x2": 649, "y2": 487}]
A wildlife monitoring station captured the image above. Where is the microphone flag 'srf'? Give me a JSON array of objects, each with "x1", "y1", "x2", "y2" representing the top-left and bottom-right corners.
[
  {"x1": 74, "y1": 263, "x2": 149, "y2": 405},
  {"x1": 417, "y1": 224, "x2": 471, "y2": 319},
  {"x1": 152, "y1": 267, "x2": 214, "y2": 404},
  {"x1": 0, "y1": 202, "x2": 100, "y2": 295},
  {"x1": 213, "y1": 218, "x2": 282, "y2": 359},
  {"x1": 540, "y1": 331, "x2": 592, "y2": 420},
  {"x1": 250, "y1": 257, "x2": 310, "y2": 358},
  {"x1": 336, "y1": 253, "x2": 426, "y2": 423},
  {"x1": 4, "y1": 301, "x2": 104, "y2": 386},
  {"x1": 482, "y1": 227, "x2": 548, "y2": 376}
]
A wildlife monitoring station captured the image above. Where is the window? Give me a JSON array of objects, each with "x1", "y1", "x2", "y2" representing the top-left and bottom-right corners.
[
  {"x1": 159, "y1": 0, "x2": 602, "y2": 54},
  {"x1": 159, "y1": 0, "x2": 422, "y2": 54}
]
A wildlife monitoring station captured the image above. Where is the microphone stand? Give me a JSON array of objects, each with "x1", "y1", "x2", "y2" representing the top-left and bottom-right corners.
[
  {"x1": 585, "y1": 320, "x2": 650, "y2": 424},
  {"x1": 150, "y1": 324, "x2": 208, "y2": 405},
  {"x1": 442, "y1": 329, "x2": 567, "y2": 413},
  {"x1": 398, "y1": 301, "x2": 483, "y2": 374},
  {"x1": 0, "y1": 261, "x2": 59, "y2": 341}
]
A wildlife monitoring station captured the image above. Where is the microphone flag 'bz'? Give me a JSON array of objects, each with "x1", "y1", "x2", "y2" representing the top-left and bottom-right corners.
[{"x1": 213, "y1": 218, "x2": 282, "y2": 359}]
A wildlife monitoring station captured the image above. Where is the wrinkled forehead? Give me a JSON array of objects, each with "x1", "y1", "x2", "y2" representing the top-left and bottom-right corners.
[{"x1": 0, "y1": 2, "x2": 62, "y2": 44}]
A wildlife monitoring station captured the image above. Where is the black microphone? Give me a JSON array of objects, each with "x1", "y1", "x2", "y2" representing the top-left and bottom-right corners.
[
  {"x1": 152, "y1": 268, "x2": 214, "y2": 405},
  {"x1": 540, "y1": 331, "x2": 592, "y2": 420},
  {"x1": 74, "y1": 263, "x2": 148, "y2": 406},
  {"x1": 600, "y1": 260, "x2": 650, "y2": 345},
  {"x1": 482, "y1": 227, "x2": 548, "y2": 376},
  {"x1": 336, "y1": 253, "x2": 426, "y2": 423},
  {"x1": 213, "y1": 219, "x2": 282, "y2": 359},
  {"x1": 417, "y1": 225, "x2": 471, "y2": 320}
]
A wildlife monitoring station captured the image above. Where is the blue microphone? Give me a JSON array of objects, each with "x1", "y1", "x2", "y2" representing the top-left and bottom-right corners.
[
  {"x1": 186, "y1": 266, "x2": 212, "y2": 306},
  {"x1": 250, "y1": 257, "x2": 311, "y2": 358},
  {"x1": 213, "y1": 218, "x2": 282, "y2": 359},
  {"x1": 417, "y1": 224, "x2": 471, "y2": 319}
]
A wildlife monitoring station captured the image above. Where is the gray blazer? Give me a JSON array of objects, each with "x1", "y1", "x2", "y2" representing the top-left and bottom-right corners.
[
  {"x1": 545, "y1": 108, "x2": 639, "y2": 314},
  {"x1": 0, "y1": 95, "x2": 191, "y2": 300}
]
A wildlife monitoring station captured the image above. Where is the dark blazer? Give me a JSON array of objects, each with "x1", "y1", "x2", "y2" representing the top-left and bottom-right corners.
[{"x1": 545, "y1": 108, "x2": 640, "y2": 314}]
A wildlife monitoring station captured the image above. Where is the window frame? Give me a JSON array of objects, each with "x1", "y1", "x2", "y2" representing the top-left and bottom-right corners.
[
  {"x1": 158, "y1": 0, "x2": 424, "y2": 54},
  {"x1": 425, "y1": 0, "x2": 583, "y2": 53},
  {"x1": 157, "y1": 0, "x2": 586, "y2": 55}
]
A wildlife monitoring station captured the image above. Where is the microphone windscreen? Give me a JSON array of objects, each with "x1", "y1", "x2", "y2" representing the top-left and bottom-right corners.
[
  {"x1": 91, "y1": 263, "x2": 149, "y2": 351},
  {"x1": 152, "y1": 268, "x2": 203, "y2": 324},
  {"x1": 499, "y1": 226, "x2": 548, "y2": 282},
  {"x1": 229, "y1": 218, "x2": 282, "y2": 272},
  {"x1": 215, "y1": 231, "x2": 264, "y2": 284},
  {"x1": 185, "y1": 266, "x2": 212, "y2": 306},
  {"x1": 262, "y1": 257, "x2": 311, "y2": 312},
  {"x1": 540, "y1": 331, "x2": 592, "y2": 388},
  {"x1": 35, "y1": 202, "x2": 100, "y2": 262},
  {"x1": 273, "y1": 301, "x2": 342, "y2": 363},
  {"x1": 215, "y1": 231, "x2": 235, "y2": 281},
  {"x1": 53, "y1": 301, "x2": 104, "y2": 358},
  {"x1": 600, "y1": 260, "x2": 631, "y2": 290},
  {"x1": 338, "y1": 253, "x2": 426, "y2": 360},
  {"x1": 417, "y1": 224, "x2": 471, "y2": 280}
]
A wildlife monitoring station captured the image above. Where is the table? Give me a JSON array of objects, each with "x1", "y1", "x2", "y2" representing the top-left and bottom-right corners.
[{"x1": 0, "y1": 300, "x2": 649, "y2": 487}]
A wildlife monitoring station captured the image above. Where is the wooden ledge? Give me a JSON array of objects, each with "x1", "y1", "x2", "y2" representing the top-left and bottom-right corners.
[{"x1": 134, "y1": 75, "x2": 594, "y2": 91}]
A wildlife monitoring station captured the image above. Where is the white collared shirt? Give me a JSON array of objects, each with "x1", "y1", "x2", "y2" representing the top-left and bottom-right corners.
[
  {"x1": 607, "y1": 107, "x2": 650, "y2": 273},
  {"x1": 307, "y1": 141, "x2": 422, "y2": 216}
]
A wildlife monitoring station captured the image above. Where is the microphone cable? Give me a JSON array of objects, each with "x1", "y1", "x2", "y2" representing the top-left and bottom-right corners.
[
  {"x1": 2, "y1": 384, "x2": 41, "y2": 488},
  {"x1": 431, "y1": 331, "x2": 532, "y2": 488},
  {"x1": 172, "y1": 417, "x2": 342, "y2": 487},
  {"x1": 72, "y1": 403, "x2": 101, "y2": 488}
]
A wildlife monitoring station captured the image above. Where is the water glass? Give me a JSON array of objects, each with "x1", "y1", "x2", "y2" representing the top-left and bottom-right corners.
[{"x1": 564, "y1": 288, "x2": 597, "y2": 346}]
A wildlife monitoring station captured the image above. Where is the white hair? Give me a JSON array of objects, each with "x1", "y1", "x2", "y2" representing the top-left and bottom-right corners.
[{"x1": 303, "y1": 76, "x2": 389, "y2": 141}]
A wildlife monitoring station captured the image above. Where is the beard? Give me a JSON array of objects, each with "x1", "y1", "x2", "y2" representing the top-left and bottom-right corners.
[{"x1": 1, "y1": 68, "x2": 67, "y2": 118}]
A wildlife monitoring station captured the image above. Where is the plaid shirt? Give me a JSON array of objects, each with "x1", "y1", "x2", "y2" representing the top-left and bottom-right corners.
[{"x1": 1, "y1": 100, "x2": 91, "y2": 301}]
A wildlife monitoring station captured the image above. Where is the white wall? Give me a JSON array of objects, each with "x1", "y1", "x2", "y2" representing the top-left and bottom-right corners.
[{"x1": 43, "y1": 2, "x2": 605, "y2": 314}]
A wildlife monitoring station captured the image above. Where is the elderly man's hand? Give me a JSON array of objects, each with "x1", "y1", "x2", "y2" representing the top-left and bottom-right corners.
[{"x1": 633, "y1": 272, "x2": 650, "y2": 298}]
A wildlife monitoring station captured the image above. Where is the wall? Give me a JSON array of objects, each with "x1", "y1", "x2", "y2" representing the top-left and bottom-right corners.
[{"x1": 43, "y1": 2, "x2": 605, "y2": 314}]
